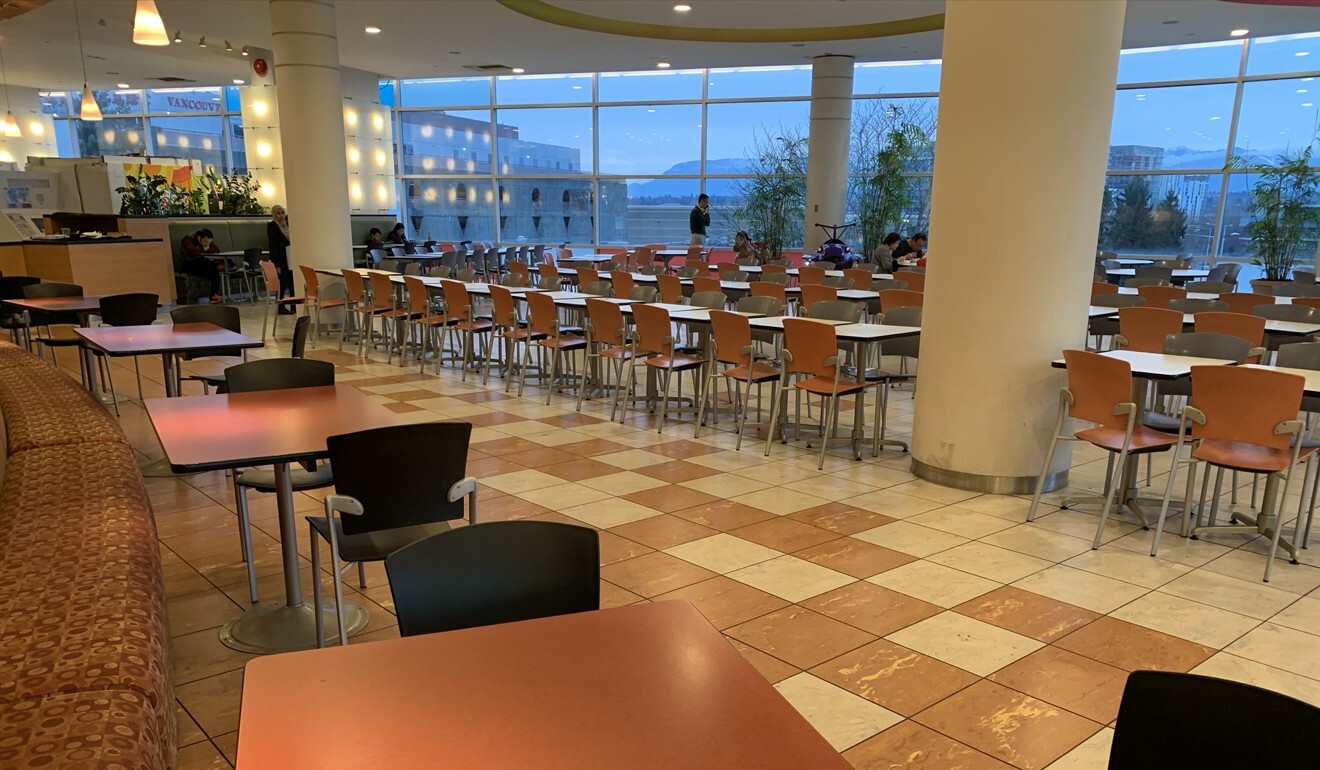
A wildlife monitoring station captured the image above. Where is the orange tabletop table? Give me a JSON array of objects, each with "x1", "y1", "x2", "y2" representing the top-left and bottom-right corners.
[
  {"x1": 77, "y1": 322, "x2": 263, "y2": 397},
  {"x1": 237, "y1": 601, "x2": 848, "y2": 770},
  {"x1": 146, "y1": 385, "x2": 404, "y2": 653}
]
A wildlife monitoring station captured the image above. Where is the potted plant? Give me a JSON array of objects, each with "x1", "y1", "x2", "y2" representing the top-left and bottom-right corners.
[
  {"x1": 1231, "y1": 147, "x2": 1320, "y2": 294},
  {"x1": 733, "y1": 130, "x2": 807, "y2": 260}
]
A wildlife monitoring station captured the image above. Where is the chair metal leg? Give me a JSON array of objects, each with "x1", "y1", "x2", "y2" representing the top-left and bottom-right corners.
[
  {"x1": 234, "y1": 478, "x2": 259, "y2": 604},
  {"x1": 1092, "y1": 445, "x2": 1131, "y2": 550},
  {"x1": 1027, "y1": 405, "x2": 1067, "y2": 522},
  {"x1": 357, "y1": 561, "x2": 367, "y2": 590},
  {"x1": 310, "y1": 522, "x2": 325, "y2": 648}
]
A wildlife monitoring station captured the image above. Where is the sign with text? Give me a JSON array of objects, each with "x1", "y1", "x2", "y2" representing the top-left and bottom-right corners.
[{"x1": 145, "y1": 89, "x2": 224, "y2": 114}]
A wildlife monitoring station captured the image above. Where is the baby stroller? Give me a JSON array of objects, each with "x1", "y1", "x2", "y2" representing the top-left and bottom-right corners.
[{"x1": 812, "y1": 222, "x2": 859, "y2": 269}]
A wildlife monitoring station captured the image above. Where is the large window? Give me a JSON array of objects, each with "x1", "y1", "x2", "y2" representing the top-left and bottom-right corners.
[
  {"x1": 494, "y1": 107, "x2": 592, "y2": 174},
  {"x1": 597, "y1": 104, "x2": 700, "y2": 176}
]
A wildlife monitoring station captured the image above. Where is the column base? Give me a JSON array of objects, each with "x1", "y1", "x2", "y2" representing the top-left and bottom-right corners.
[{"x1": 912, "y1": 458, "x2": 1067, "y2": 495}]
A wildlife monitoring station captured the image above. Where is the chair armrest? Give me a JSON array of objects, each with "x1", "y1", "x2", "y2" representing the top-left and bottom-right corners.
[
  {"x1": 1275, "y1": 419, "x2": 1305, "y2": 436},
  {"x1": 448, "y1": 476, "x2": 479, "y2": 523},
  {"x1": 325, "y1": 494, "x2": 364, "y2": 517},
  {"x1": 1182, "y1": 405, "x2": 1207, "y2": 426}
]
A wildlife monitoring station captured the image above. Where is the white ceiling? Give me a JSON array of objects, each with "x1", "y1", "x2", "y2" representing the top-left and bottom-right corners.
[{"x1": 1, "y1": 0, "x2": 1319, "y2": 91}]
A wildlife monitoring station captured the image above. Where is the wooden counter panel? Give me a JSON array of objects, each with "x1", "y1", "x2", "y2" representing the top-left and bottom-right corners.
[
  {"x1": 121, "y1": 220, "x2": 178, "y2": 302},
  {"x1": 23, "y1": 241, "x2": 174, "y2": 300},
  {"x1": 0, "y1": 245, "x2": 25, "y2": 277}
]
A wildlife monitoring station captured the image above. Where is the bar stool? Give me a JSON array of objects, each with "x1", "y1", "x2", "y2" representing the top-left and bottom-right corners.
[
  {"x1": 299, "y1": 265, "x2": 347, "y2": 347},
  {"x1": 527, "y1": 290, "x2": 587, "y2": 404},
  {"x1": 624, "y1": 303, "x2": 705, "y2": 434},
  {"x1": 439, "y1": 280, "x2": 493, "y2": 380},
  {"x1": 581, "y1": 297, "x2": 639, "y2": 418},
  {"x1": 694, "y1": 310, "x2": 780, "y2": 450}
]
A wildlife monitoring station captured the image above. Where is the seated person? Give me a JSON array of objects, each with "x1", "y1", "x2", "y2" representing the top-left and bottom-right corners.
[
  {"x1": 733, "y1": 230, "x2": 760, "y2": 264},
  {"x1": 892, "y1": 232, "x2": 928, "y2": 262},
  {"x1": 873, "y1": 232, "x2": 902, "y2": 272},
  {"x1": 365, "y1": 227, "x2": 384, "y2": 250},
  {"x1": 385, "y1": 222, "x2": 408, "y2": 245},
  {"x1": 178, "y1": 228, "x2": 223, "y2": 303}
]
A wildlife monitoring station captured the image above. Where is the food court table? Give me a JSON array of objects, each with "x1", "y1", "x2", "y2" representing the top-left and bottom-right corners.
[
  {"x1": 76, "y1": 322, "x2": 263, "y2": 398},
  {"x1": 1107, "y1": 267, "x2": 1210, "y2": 281},
  {"x1": 147, "y1": 385, "x2": 402, "y2": 653},
  {"x1": 236, "y1": 600, "x2": 848, "y2": 770},
  {"x1": 6, "y1": 294, "x2": 109, "y2": 393}
]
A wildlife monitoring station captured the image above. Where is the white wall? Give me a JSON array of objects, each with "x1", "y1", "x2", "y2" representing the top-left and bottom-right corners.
[{"x1": 0, "y1": 86, "x2": 58, "y2": 167}]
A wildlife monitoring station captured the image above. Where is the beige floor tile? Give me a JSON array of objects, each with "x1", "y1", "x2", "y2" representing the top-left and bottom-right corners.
[
  {"x1": 480, "y1": 468, "x2": 566, "y2": 494},
  {"x1": 929, "y1": 542, "x2": 1053, "y2": 584},
  {"x1": 1191, "y1": 652, "x2": 1320, "y2": 708},
  {"x1": 1269, "y1": 596, "x2": 1320, "y2": 636},
  {"x1": 908, "y1": 507, "x2": 1018, "y2": 539},
  {"x1": 781, "y1": 476, "x2": 880, "y2": 501},
  {"x1": 981, "y1": 525, "x2": 1094, "y2": 562},
  {"x1": 1224, "y1": 622, "x2": 1320, "y2": 680},
  {"x1": 730, "y1": 461, "x2": 831, "y2": 484},
  {"x1": 730, "y1": 487, "x2": 830, "y2": 516},
  {"x1": 1028, "y1": 509, "x2": 1140, "y2": 545},
  {"x1": 1105, "y1": 527, "x2": 1233, "y2": 567},
  {"x1": 1061, "y1": 549, "x2": 1192, "y2": 589},
  {"x1": 773, "y1": 672, "x2": 903, "y2": 752},
  {"x1": 886, "y1": 612, "x2": 1043, "y2": 676},
  {"x1": 841, "y1": 489, "x2": 946, "y2": 519},
  {"x1": 695, "y1": 450, "x2": 772, "y2": 472},
  {"x1": 1204, "y1": 550, "x2": 1320, "y2": 595},
  {"x1": 559, "y1": 497, "x2": 662, "y2": 528},
  {"x1": 176, "y1": 669, "x2": 243, "y2": 736},
  {"x1": 728, "y1": 555, "x2": 856, "y2": 602},
  {"x1": 593, "y1": 448, "x2": 675, "y2": 469},
  {"x1": 663, "y1": 533, "x2": 782, "y2": 574},
  {"x1": 1044, "y1": 728, "x2": 1113, "y2": 770},
  {"x1": 1012, "y1": 566, "x2": 1148, "y2": 614},
  {"x1": 511, "y1": 482, "x2": 614, "y2": 509},
  {"x1": 1160, "y1": 570, "x2": 1299, "y2": 621},
  {"x1": 852, "y1": 521, "x2": 969, "y2": 558},
  {"x1": 887, "y1": 479, "x2": 982, "y2": 505},
  {"x1": 958, "y1": 494, "x2": 1037, "y2": 521},
  {"x1": 679, "y1": 473, "x2": 774, "y2": 497},
  {"x1": 1110, "y1": 591, "x2": 1260, "y2": 649},
  {"x1": 576, "y1": 470, "x2": 669, "y2": 496},
  {"x1": 869, "y1": 561, "x2": 1000, "y2": 608}
]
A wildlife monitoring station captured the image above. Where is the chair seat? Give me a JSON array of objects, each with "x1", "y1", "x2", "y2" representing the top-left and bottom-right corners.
[
  {"x1": 793, "y1": 374, "x2": 868, "y2": 396},
  {"x1": 277, "y1": 295, "x2": 307, "y2": 304},
  {"x1": 307, "y1": 516, "x2": 454, "y2": 563},
  {"x1": 536, "y1": 335, "x2": 587, "y2": 350},
  {"x1": 720, "y1": 360, "x2": 780, "y2": 383},
  {"x1": 645, "y1": 352, "x2": 705, "y2": 371},
  {"x1": 316, "y1": 297, "x2": 348, "y2": 309},
  {"x1": 599, "y1": 345, "x2": 641, "y2": 361},
  {"x1": 1075, "y1": 425, "x2": 1180, "y2": 454},
  {"x1": 1192, "y1": 439, "x2": 1316, "y2": 474},
  {"x1": 237, "y1": 462, "x2": 335, "y2": 491}
]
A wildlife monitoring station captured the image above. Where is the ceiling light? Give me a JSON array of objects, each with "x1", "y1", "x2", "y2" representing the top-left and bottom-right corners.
[
  {"x1": 80, "y1": 84, "x2": 102, "y2": 121},
  {"x1": 511, "y1": 67, "x2": 525, "y2": 74},
  {"x1": 116, "y1": 82, "x2": 129, "y2": 88},
  {"x1": 173, "y1": 30, "x2": 181, "y2": 43},
  {"x1": 1298, "y1": 51, "x2": 1311, "y2": 57},
  {"x1": 198, "y1": 36, "x2": 207, "y2": 47},
  {"x1": 674, "y1": 4, "x2": 692, "y2": 11},
  {"x1": 365, "y1": 26, "x2": 381, "y2": 34},
  {"x1": 132, "y1": 0, "x2": 169, "y2": 46},
  {"x1": 225, "y1": 40, "x2": 233, "y2": 52},
  {"x1": 657, "y1": 61, "x2": 671, "y2": 68},
  {"x1": 242, "y1": 45, "x2": 249, "y2": 56},
  {"x1": 1230, "y1": 29, "x2": 1248, "y2": 37},
  {"x1": 1, "y1": 112, "x2": 20, "y2": 138},
  {"x1": 233, "y1": 78, "x2": 244, "y2": 85}
]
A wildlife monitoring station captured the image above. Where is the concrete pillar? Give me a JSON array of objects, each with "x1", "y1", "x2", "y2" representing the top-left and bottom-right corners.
[
  {"x1": 911, "y1": 0, "x2": 1126, "y2": 493},
  {"x1": 803, "y1": 54, "x2": 854, "y2": 254},
  {"x1": 268, "y1": 0, "x2": 353, "y2": 274}
]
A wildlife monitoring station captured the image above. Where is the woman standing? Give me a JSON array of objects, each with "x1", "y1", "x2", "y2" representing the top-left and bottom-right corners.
[{"x1": 267, "y1": 205, "x2": 295, "y2": 314}]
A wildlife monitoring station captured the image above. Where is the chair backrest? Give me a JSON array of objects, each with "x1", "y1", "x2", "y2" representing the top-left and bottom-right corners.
[
  {"x1": 1168, "y1": 298, "x2": 1228, "y2": 314},
  {"x1": 737, "y1": 295, "x2": 782, "y2": 317},
  {"x1": 559, "y1": 247, "x2": 574, "y2": 259},
  {"x1": 170, "y1": 303, "x2": 241, "y2": 333},
  {"x1": 291, "y1": 315, "x2": 311, "y2": 358},
  {"x1": 379, "y1": 258, "x2": 400, "y2": 273},
  {"x1": 686, "y1": 245, "x2": 702, "y2": 259},
  {"x1": 1162, "y1": 331, "x2": 1252, "y2": 362},
  {"x1": 1255, "y1": 304, "x2": 1320, "y2": 323},
  {"x1": 0, "y1": 277, "x2": 41, "y2": 307},
  {"x1": 1184, "y1": 281, "x2": 1233, "y2": 294},
  {"x1": 750, "y1": 281, "x2": 787, "y2": 304},
  {"x1": 632, "y1": 246, "x2": 654, "y2": 265},
  {"x1": 1277, "y1": 341, "x2": 1320, "y2": 370},
  {"x1": 692, "y1": 276, "x2": 721, "y2": 295},
  {"x1": 630, "y1": 302, "x2": 671, "y2": 354},
  {"x1": 1061, "y1": 349, "x2": 1134, "y2": 429},
  {"x1": 1207, "y1": 264, "x2": 1232, "y2": 283},
  {"x1": 484, "y1": 247, "x2": 502, "y2": 275},
  {"x1": 440, "y1": 251, "x2": 462, "y2": 271},
  {"x1": 98, "y1": 293, "x2": 159, "y2": 327},
  {"x1": 1194, "y1": 311, "x2": 1265, "y2": 348},
  {"x1": 1136, "y1": 285, "x2": 1187, "y2": 308},
  {"x1": 629, "y1": 286, "x2": 659, "y2": 303},
  {"x1": 709, "y1": 310, "x2": 754, "y2": 367},
  {"x1": 782, "y1": 318, "x2": 841, "y2": 377},
  {"x1": 341, "y1": 269, "x2": 366, "y2": 304},
  {"x1": 403, "y1": 262, "x2": 422, "y2": 276},
  {"x1": 895, "y1": 271, "x2": 926, "y2": 292},
  {"x1": 582, "y1": 280, "x2": 613, "y2": 297},
  {"x1": 499, "y1": 273, "x2": 528, "y2": 288},
  {"x1": 609, "y1": 271, "x2": 635, "y2": 297},
  {"x1": 656, "y1": 274, "x2": 683, "y2": 304},
  {"x1": 799, "y1": 284, "x2": 837, "y2": 314},
  {"x1": 368, "y1": 271, "x2": 396, "y2": 311},
  {"x1": 762, "y1": 263, "x2": 787, "y2": 275},
  {"x1": 440, "y1": 280, "x2": 474, "y2": 322},
  {"x1": 1273, "y1": 282, "x2": 1320, "y2": 298},
  {"x1": 488, "y1": 284, "x2": 519, "y2": 328},
  {"x1": 734, "y1": 257, "x2": 759, "y2": 267},
  {"x1": 845, "y1": 269, "x2": 876, "y2": 291},
  {"x1": 390, "y1": 246, "x2": 408, "y2": 257},
  {"x1": 427, "y1": 265, "x2": 453, "y2": 279},
  {"x1": 1109, "y1": 670, "x2": 1320, "y2": 769},
  {"x1": 385, "y1": 521, "x2": 600, "y2": 638},
  {"x1": 760, "y1": 272, "x2": 791, "y2": 287},
  {"x1": 454, "y1": 267, "x2": 477, "y2": 283},
  {"x1": 689, "y1": 290, "x2": 727, "y2": 309},
  {"x1": 797, "y1": 266, "x2": 826, "y2": 286},
  {"x1": 23, "y1": 281, "x2": 81, "y2": 299},
  {"x1": 1134, "y1": 265, "x2": 1174, "y2": 281},
  {"x1": 674, "y1": 266, "x2": 700, "y2": 279},
  {"x1": 327, "y1": 422, "x2": 474, "y2": 536},
  {"x1": 879, "y1": 289, "x2": 923, "y2": 312},
  {"x1": 1117, "y1": 306, "x2": 1183, "y2": 353},
  {"x1": 585, "y1": 297, "x2": 627, "y2": 346},
  {"x1": 299, "y1": 265, "x2": 320, "y2": 300},
  {"x1": 720, "y1": 269, "x2": 750, "y2": 282},
  {"x1": 1189, "y1": 365, "x2": 1303, "y2": 447},
  {"x1": 1218, "y1": 292, "x2": 1270, "y2": 314},
  {"x1": 259, "y1": 260, "x2": 280, "y2": 296},
  {"x1": 403, "y1": 276, "x2": 432, "y2": 316},
  {"x1": 368, "y1": 248, "x2": 389, "y2": 266},
  {"x1": 509, "y1": 261, "x2": 530, "y2": 280},
  {"x1": 882, "y1": 305, "x2": 922, "y2": 330},
  {"x1": 1091, "y1": 293, "x2": 1146, "y2": 309},
  {"x1": 808, "y1": 300, "x2": 864, "y2": 323},
  {"x1": 575, "y1": 266, "x2": 598, "y2": 288},
  {"x1": 525, "y1": 290, "x2": 561, "y2": 338},
  {"x1": 637, "y1": 264, "x2": 666, "y2": 276},
  {"x1": 821, "y1": 275, "x2": 854, "y2": 290},
  {"x1": 224, "y1": 357, "x2": 334, "y2": 392}
]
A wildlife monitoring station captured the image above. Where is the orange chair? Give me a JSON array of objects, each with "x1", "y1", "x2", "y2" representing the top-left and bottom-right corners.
[
  {"x1": 844, "y1": 269, "x2": 876, "y2": 292},
  {"x1": 878, "y1": 289, "x2": 924, "y2": 313},
  {"x1": 1092, "y1": 282, "x2": 1120, "y2": 300},
  {"x1": 483, "y1": 283, "x2": 532, "y2": 389},
  {"x1": 692, "y1": 276, "x2": 721, "y2": 295},
  {"x1": 368, "y1": 271, "x2": 415, "y2": 363},
  {"x1": 767, "y1": 318, "x2": 878, "y2": 469},
  {"x1": 632, "y1": 246, "x2": 655, "y2": 267},
  {"x1": 536, "y1": 262, "x2": 562, "y2": 291},
  {"x1": 575, "y1": 266, "x2": 598, "y2": 290},
  {"x1": 1137, "y1": 285, "x2": 1188, "y2": 308},
  {"x1": 438, "y1": 280, "x2": 493, "y2": 380},
  {"x1": 624, "y1": 303, "x2": 706, "y2": 434},
  {"x1": 339, "y1": 269, "x2": 381, "y2": 356},
  {"x1": 1028, "y1": 349, "x2": 1180, "y2": 548},
  {"x1": 750, "y1": 281, "x2": 788, "y2": 305},
  {"x1": 582, "y1": 298, "x2": 639, "y2": 418},
  {"x1": 694, "y1": 310, "x2": 780, "y2": 450},
  {"x1": 797, "y1": 266, "x2": 826, "y2": 286},
  {"x1": 1219, "y1": 292, "x2": 1271, "y2": 315},
  {"x1": 656, "y1": 274, "x2": 684, "y2": 304},
  {"x1": 526, "y1": 290, "x2": 587, "y2": 404},
  {"x1": 508, "y1": 261, "x2": 531, "y2": 281},
  {"x1": 799, "y1": 284, "x2": 837, "y2": 315},
  {"x1": 1152, "y1": 365, "x2": 1311, "y2": 581},
  {"x1": 610, "y1": 270, "x2": 635, "y2": 298},
  {"x1": 256, "y1": 260, "x2": 306, "y2": 342},
  {"x1": 686, "y1": 245, "x2": 703, "y2": 260},
  {"x1": 1115, "y1": 307, "x2": 1183, "y2": 353},
  {"x1": 298, "y1": 265, "x2": 347, "y2": 348},
  {"x1": 1293, "y1": 297, "x2": 1320, "y2": 311},
  {"x1": 761, "y1": 263, "x2": 787, "y2": 276},
  {"x1": 402, "y1": 276, "x2": 450, "y2": 374},
  {"x1": 559, "y1": 247, "x2": 575, "y2": 259},
  {"x1": 895, "y1": 271, "x2": 926, "y2": 292},
  {"x1": 1194, "y1": 311, "x2": 1265, "y2": 362}
]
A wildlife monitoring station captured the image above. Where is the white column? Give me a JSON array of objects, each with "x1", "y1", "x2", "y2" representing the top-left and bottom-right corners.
[
  {"x1": 803, "y1": 54, "x2": 854, "y2": 254},
  {"x1": 911, "y1": 0, "x2": 1126, "y2": 493},
  {"x1": 268, "y1": 0, "x2": 353, "y2": 272}
]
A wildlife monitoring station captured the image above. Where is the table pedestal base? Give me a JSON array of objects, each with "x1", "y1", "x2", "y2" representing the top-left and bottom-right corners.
[{"x1": 220, "y1": 599, "x2": 369, "y2": 654}]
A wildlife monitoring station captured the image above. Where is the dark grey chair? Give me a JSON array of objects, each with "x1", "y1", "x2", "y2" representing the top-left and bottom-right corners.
[
  {"x1": 23, "y1": 282, "x2": 83, "y2": 364},
  {"x1": 1256, "y1": 304, "x2": 1320, "y2": 352},
  {"x1": 808, "y1": 300, "x2": 864, "y2": 323},
  {"x1": 171, "y1": 304, "x2": 245, "y2": 394},
  {"x1": 93, "y1": 293, "x2": 159, "y2": 413},
  {"x1": 689, "y1": 291, "x2": 728, "y2": 310},
  {"x1": 1089, "y1": 293, "x2": 1146, "y2": 346},
  {"x1": 1168, "y1": 298, "x2": 1228, "y2": 314},
  {"x1": 1184, "y1": 281, "x2": 1234, "y2": 294},
  {"x1": 821, "y1": 275, "x2": 855, "y2": 290}
]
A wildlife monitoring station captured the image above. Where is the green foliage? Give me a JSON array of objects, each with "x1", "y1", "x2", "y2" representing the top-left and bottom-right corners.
[
  {"x1": 1151, "y1": 189, "x2": 1188, "y2": 250},
  {"x1": 201, "y1": 170, "x2": 267, "y2": 216},
  {"x1": 1105, "y1": 177, "x2": 1155, "y2": 249},
  {"x1": 732, "y1": 130, "x2": 807, "y2": 260},
  {"x1": 1228, "y1": 147, "x2": 1320, "y2": 282},
  {"x1": 115, "y1": 174, "x2": 171, "y2": 216},
  {"x1": 849, "y1": 101, "x2": 935, "y2": 257}
]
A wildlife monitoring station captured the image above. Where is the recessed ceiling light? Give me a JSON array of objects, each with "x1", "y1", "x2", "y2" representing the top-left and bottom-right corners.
[
  {"x1": 511, "y1": 67, "x2": 525, "y2": 74},
  {"x1": 674, "y1": 4, "x2": 692, "y2": 11},
  {"x1": 117, "y1": 83, "x2": 130, "y2": 89},
  {"x1": 233, "y1": 78, "x2": 245, "y2": 84},
  {"x1": 242, "y1": 45, "x2": 249, "y2": 56},
  {"x1": 1298, "y1": 51, "x2": 1311, "y2": 57},
  {"x1": 1230, "y1": 29, "x2": 1249, "y2": 37},
  {"x1": 657, "y1": 61, "x2": 671, "y2": 68},
  {"x1": 172, "y1": 30, "x2": 181, "y2": 43},
  {"x1": 365, "y1": 26, "x2": 381, "y2": 34}
]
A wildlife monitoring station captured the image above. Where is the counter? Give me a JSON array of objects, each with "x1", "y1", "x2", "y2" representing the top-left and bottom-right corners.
[{"x1": 0, "y1": 238, "x2": 174, "y2": 300}]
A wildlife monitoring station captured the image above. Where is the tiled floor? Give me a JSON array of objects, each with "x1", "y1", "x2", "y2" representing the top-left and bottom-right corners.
[{"x1": 62, "y1": 303, "x2": 1320, "y2": 769}]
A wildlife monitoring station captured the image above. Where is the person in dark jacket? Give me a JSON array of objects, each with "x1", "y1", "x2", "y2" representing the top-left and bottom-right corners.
[
  {"x1": 892, "y1": 233, "x2": 928, "y2": 262},
  {"x1": 689, "y1": 194, "x2": 710, "y2": 246},
  {"x1": 267, "y1": 205, "x2": 295, "y2": 314},
  {"x1": 179, "y1": 228, "x2": 223, "y2": 303},
  {"x1": 386, "y1": 222, "x2": 407, "y2": 245}
]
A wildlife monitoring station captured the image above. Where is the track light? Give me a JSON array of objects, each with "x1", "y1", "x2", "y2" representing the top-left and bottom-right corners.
[
  {"x1": 241, "y1": 45, "x2": 249, "y2": 56},
  {"x1": 198, "y1": 36, "x2": 206, "y2": 48},
  {"x1": 173, "y1": 30, "x2": 181, "y2": 43},
  {"x1": 225, "y1": 40, "x2": 232, "y2": 52}
]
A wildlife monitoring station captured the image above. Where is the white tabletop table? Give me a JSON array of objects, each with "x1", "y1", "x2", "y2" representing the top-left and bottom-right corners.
[{"x1": 1107, "y1": 268, "x2": 1210, "y2": 279}]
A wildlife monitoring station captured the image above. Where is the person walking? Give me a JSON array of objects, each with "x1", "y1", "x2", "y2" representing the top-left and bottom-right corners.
[
  {"x1": 689, "y1": 193, "x2": 710, "y2": 247},
  {"x1": 267, "y1": 205, "x2": 296, "y2": 314}
]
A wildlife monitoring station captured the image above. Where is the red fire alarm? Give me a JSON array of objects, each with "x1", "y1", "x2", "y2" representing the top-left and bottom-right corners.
[{"x1": 253, "y1": 58, "x2": 268, "y2": 77}]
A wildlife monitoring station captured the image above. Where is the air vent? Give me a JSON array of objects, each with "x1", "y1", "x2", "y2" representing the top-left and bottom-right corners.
[
  {"x1": 463, "y1": 64, "x2": 514, "y2": 73},
  {"x1": 148, "y1": 76, "x2": 197, "y2": 83}
]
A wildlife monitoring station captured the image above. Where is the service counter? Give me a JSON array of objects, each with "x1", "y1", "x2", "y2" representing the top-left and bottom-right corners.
[{"x1": 0, "y1": 237, "x2": 174, "y2": 300}]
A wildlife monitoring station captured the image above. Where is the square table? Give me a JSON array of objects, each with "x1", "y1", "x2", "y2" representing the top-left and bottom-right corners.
[
  {"x1": 1106, "y1": 267, "x2": 1210, "y2": 281},
  {"x1": 77, "y1": 322, "x2": 264, "y2": 397},
  {"x1": 147, "y1": 385, "x2": 403, "y2": 653},
  {"x1": 237, "y1": 601, "x2": 847, "y2": 769}
]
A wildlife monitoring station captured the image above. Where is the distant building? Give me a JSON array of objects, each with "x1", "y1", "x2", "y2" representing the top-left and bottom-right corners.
[{"x1": 1108, "y1": 145, "x2": 1164, "y2": 171}]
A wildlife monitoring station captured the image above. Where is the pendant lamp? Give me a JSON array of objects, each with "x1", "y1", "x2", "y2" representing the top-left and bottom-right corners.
[
  {"x1": 132, "y1": 0, "x2": 170, "y2": 46},
  {"x1": 74, "y1": 1, "x2": 102, "y2": 121}
]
